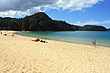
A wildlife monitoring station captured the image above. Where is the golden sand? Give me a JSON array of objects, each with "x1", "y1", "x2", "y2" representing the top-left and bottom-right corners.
[{"x1": 0, "y1": 31, "x2": 110, "y2": 73}]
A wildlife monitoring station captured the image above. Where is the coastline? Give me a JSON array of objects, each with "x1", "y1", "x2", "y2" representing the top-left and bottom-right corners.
[
  {"x1": 16, "y1": 31, "x2": 110, "y2": 47},
  {"x1": 0, "y1": 30, "x2": 110, "y2": 73}
]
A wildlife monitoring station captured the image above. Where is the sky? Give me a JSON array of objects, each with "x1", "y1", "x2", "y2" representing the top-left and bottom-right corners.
[{"x1": 0, "y1": 0, "x2": 110, "y2": 28}]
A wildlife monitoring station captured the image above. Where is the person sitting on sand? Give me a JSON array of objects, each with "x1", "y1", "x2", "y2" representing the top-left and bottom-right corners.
[
  {"x1": 40, "y1": 39, "x2": 48, "y2": 43},
  {"x1": 92, "y1": 39, "x2": 96, "y2": 47},
  {"x1": 4, "y1": 34, "x2": 7, "y2": 36},
  {"x1": 32, "y1": 38, "x2": 40, "y2": 42}
]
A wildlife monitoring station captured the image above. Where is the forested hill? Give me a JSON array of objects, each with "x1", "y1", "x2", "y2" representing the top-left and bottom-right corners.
[
  {"x1": 0, "y1": 17, "x2": 17, "y2": 21},
  {"x1": 79, "y1": 25, "x2": 108, "y2": 31},
  {"x1": 0, "y1": 12, "x2": 108, "y2": 31},
  {"x1": 108, "y1": 28, "x2": 110, "y2": 31}
]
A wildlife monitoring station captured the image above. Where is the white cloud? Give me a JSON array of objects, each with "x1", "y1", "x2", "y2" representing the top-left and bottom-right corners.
[
  {"x1": 73, "y1": 20, "x2": 110, "y2": 26},
  {"x1": 0, "y1": 0, "x2": 104, "y2": 17},
  {"x1": 0, "y1": 7, "x2": 41, "y2": 18}
]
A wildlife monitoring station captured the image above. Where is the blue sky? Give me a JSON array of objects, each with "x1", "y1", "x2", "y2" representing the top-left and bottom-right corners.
[
  {"x1": 44, "y1": 0, "x2": 110, "y2": 28},
  {"x1": 0, "y1": 0, "x2": 110, "y2": 28}
]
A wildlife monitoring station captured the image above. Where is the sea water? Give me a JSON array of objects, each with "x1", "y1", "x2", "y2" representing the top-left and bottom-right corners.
[{"x1": 17, "y1": 31, "x2": 110, "y2": 47}]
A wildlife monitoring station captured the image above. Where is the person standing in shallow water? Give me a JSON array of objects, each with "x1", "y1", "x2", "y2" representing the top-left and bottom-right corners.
[{"x1": 92, "y1": 39, "x2": 96, "y2": 47}]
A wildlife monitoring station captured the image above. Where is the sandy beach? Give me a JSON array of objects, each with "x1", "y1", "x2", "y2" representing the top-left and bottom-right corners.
[{"x1": 0, "y1": 30, "x2": 110, "y2": 73}]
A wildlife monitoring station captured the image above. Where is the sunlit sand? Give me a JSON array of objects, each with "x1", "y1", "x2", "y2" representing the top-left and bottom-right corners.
[{"x1": 0, "y1": 31, "x2": 110, "y2": 73}]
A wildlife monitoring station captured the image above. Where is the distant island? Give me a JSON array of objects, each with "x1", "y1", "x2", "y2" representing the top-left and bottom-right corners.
[{"x1": 0, "y1": 12, "x2": 109, "y2": 31}]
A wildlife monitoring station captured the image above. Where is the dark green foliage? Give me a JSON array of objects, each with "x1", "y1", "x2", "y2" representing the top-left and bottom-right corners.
[
  {"x1": 72, "y1": 25, "x2": 80, "y2": 31},
  {"x1": 0, "y1": 12, "x2": 74, "y2": 31},
  {"x1": 0, "y1": 12, "x2": 108, "y2": 31},
  {"x1": 28, "y1": 12, "x2": 56, "y2": 31},
  {"x1": 0, "y1": 17, "x2": 17, "y2": 21},
  {"x1": 108, "y1": 28, "x2": 110, "y2": 31},
  {"x1": 79, "y1": 25, "x2": 108, "y2": 31},
  {"x1": 54, "y1": 20, "x2": 74, "y2": 31},
  {"x1": 0, "y1": 20, "x2": 21, "y2": 31}
]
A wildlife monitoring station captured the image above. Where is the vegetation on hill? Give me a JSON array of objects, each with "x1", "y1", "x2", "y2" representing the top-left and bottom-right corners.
[
  {"x1": 0, "y1": 12, "x2": 108, "y2": 31},
  {"x1": 0, "y1": 17, "x2": 17, "y2": 21},
  {"x1": 79, "y1": 25, "x2": 108, "y2": 31},
  {"x1": 108, "y1": 28, "x2": 110, "y2": 31},
  {"x1": 54, "y1": 20, "x2": 74, "y2": 31}
]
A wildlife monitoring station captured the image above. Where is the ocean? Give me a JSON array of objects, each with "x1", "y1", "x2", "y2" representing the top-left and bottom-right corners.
[{"x1": 16, "y1": 31, "x2": 110, "y2": 47}]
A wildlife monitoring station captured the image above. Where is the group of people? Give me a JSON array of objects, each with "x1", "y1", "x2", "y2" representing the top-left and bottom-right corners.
[
  {"x1": 32, "y1": 38, "x2": 48, "y2": 43},
  {"x1": 1, "y1": 32, "x2": 7, "y2": 36},
  {"x1": 1, "y1": 32, "x2": 14, "y2": 37},
  {"x1": 1, "y1": 31, "x2": 96, "y2": 46},
  {"x1": 32, "y1": 38, "x2": 96, "y2": 46}
]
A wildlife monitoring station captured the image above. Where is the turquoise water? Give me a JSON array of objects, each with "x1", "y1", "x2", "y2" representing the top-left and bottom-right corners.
[{"x1": 17, "y1": 31, "x2": 110, "y2": 47}]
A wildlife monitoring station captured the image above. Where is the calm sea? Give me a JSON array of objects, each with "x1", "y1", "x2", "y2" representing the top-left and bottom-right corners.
[{"x1": 16, "y1": 31, "x2": 110, "y2": 47}]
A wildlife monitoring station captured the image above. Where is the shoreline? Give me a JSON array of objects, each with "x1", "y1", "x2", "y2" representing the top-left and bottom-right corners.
[
  {"x1": 0, "y1": 30, "x2": 110, "y2": 73},
  {"x1": 15, "y1": 31, "x2": 110, "y2": 48},
  {"x1": 1, "y1": 30, "x2": 110, "y2": 48},
  {"x1": 1, "y1": 30, "x2": 110, "y2": 49}
]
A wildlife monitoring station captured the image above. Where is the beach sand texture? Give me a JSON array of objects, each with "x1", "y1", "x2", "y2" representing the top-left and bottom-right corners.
[{"x1": 0, "y1": 31, "x2": 110, "y2": 73}]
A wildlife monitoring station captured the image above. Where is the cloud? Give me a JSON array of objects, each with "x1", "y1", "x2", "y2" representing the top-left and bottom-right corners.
[
  {"x1": 0, "y1": 0, "x2": 104, "y2": 17},
  {"x1": 0, "y1": 0, "x2": 57, "y2": 11},
  {"x1": 56, "y1": 0, "x2": 104, "y2": 11},
  {"x1": 0, "y1": 7, "x2": 41, "y2": 17},
  {"x1": 73, "y1": 20, "x2": 110, "y2": 26}
]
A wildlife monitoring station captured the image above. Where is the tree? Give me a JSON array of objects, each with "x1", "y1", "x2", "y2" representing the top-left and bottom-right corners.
[
  {"x1": 108, "y1": 28, "x2": 110, "y2": 31},
  {"x1": 0, "y1": 12, "x2": 108, "y2": 31}
]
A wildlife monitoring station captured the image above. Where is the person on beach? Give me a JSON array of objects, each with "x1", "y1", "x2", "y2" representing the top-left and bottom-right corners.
[
  {"x1": 1, "y1": 32, "x2": 2, "y2": 34},
  {"x1": 40, "y1": 39, "x2": 48, "y2": 43},
  {"x1": 32, "y1": 38, "x2": 40, "y2": 42},
  {"x1": 92, "y1": 39, "x2": 96, "y2": 47},
  {"x1": 12, "y1": 33, "x2": 14, "y2": 37},
  {"x1": 4, "y1": 34, "x2": 7, "y2": 36},
  {"x1": 32, "y1": 38, "x2": 48, "y2": 43}
]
